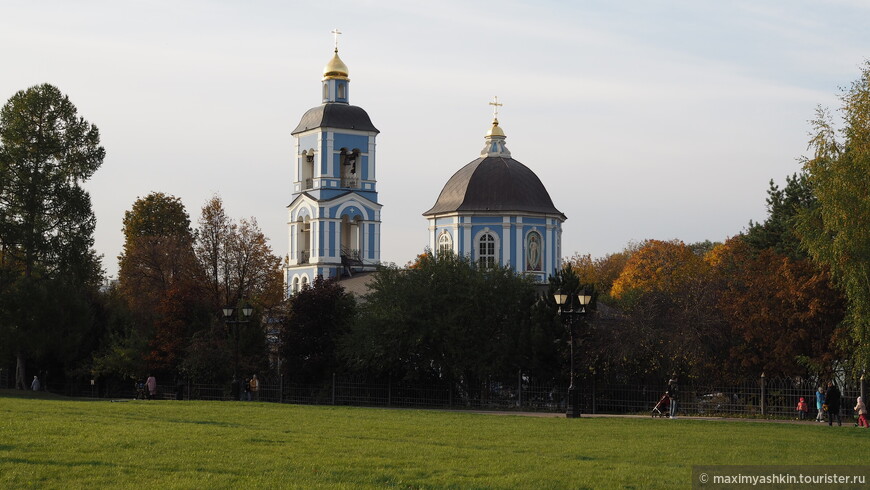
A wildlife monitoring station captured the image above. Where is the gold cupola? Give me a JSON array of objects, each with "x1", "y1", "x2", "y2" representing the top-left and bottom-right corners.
[
  {"x1": 323, "y1": 49, "x2": 349, "y2": 81},
  {"x1": 486, "y1": 118, "x2": 505, "y2": 137}
]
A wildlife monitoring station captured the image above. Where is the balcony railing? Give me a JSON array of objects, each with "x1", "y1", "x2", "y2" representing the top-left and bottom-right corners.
[
  {"x1": 297, "y1": 250, "x2": 310, "y2": 264},
  {"x1": 341, "y1": 178, "x2": 359, "y2": 189},
  {"x1": 340, "y1": 247, "x2": 360, "y2": 261},
  {"x1": 304, "y1": 178, "x2": 313, "y2": 190}
]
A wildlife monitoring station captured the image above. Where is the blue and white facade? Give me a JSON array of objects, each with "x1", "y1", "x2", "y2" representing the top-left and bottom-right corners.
[
  {"x1": 285, "y1": 48, "x2": 381, "y2": 295},
  {"x1": 423, "y1": 119, "x2": 565, "y2": 283}
]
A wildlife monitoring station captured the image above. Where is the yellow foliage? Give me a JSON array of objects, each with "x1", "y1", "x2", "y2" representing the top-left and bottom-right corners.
[{"x1": 611, "y1": 239, "x2": 708, "y2": 299}]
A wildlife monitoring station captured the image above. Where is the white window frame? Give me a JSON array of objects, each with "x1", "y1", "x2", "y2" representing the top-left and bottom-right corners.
[{"x1": 474, "y1": 228, "x2": 499, "y2": 268}]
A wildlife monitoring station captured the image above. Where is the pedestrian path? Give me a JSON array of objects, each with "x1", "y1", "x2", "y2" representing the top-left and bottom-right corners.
[{"x1": 466, "y1": 410, "x2": 848, "y2": 425}]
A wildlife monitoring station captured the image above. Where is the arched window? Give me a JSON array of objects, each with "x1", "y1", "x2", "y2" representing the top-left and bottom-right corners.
[
  {"x1": 337, "y1": 82, "x2": 346, "y2": 99},
  {"x1": 478, "y1": 232, "x2": 496, "y2": 268},
  {"x1": 301, "y1": 276, "x2": 309, "y2": 289},
  {"x1": 438, "y1": 231, "x2": 452, "y2": 256},
  {"x1": 292, "y1": 277, "x2": 300, "y2": 294},
  {"x1": 322, "y1": 83, "x2": 329, "y2": 101}
]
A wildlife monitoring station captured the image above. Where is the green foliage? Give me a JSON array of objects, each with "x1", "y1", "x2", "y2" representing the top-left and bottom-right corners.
[
  {"x1": 281, "y1": 276, "x2": 356, "y2": 384},
  {"x1": 0, "y1": 83, "x2": 104, "y2": 281},
  {"x1": 0, "y1": 397, "x2": 865, "y2": 488},
  {"x1": 797, "y1": 60, "x2": 870, "y2": 370},
  {"x1": 343, "y1": 253, "x2": 558, "y2": 387},
  {"x1": 0, "y1": 83, "x2": 104, "y2": 386},
  {"x1": 744, "y1": 173, "x2": 814, "y2": 259}
]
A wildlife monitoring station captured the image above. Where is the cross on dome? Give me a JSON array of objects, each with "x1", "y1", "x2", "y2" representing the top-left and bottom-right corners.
[
  {"x1": 489, "y1": 96, "x2": 503, "y2": 119},
  {"x1": 331, "y1": 28, "x2": 342, "y2": 52}
]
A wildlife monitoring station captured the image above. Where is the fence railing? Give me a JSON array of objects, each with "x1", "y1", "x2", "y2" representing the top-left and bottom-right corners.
[{"x1": 38, "y1": 375, "x2": 867, "y2": 419}]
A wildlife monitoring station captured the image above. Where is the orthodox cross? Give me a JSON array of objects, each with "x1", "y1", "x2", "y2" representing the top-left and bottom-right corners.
[
  {"x1": 331, "y1": 28, "x2": 342, "y2": 51},
  {"x1": 489, "y1": 96, "x2": 503, "y2": 119}
]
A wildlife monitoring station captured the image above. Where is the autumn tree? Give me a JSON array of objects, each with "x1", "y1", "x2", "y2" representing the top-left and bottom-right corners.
[
  {"x1": 710, "y1": 239, "x2": 845, "y2": 379},
  {"x1": 797, "y1": 60, "x2": 870, "y2": 369},
  {"x1": 195, "y1": 195, "x2": 284, "y2": 312},
  {"x1": 603, "y1": 239, "x2": 726, "y2": 381},
  {"x1": 189, "y1": 195, "x2": 282, "y2": 381},
  {"x1": 0, "y1": 84, "x2": 104, "y2": 388},
  {"x1": 611, "y1": 239, "x2": 708, "y2": 300},
  {"x1": 117, "y1": 192, "x2": 207, "y2": 372}
]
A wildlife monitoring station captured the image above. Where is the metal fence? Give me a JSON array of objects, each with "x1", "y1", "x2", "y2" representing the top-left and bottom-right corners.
[{"x1": 43, "y1": 374, "x2": 866, "y2": 420}]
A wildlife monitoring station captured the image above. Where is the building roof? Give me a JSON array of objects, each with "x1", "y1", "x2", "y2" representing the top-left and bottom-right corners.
[
  {"x1": 292, "y1": 103, "x2": 379, "y2": 135},
  {"x1": 423, "y1": 156, "x2": 566, "y2": 218}
]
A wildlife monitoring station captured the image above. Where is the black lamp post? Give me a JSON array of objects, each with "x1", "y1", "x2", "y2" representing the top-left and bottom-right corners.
[
  {"x1": 222, "y1": 305, "x2": 254, "y2": 390},
  {"x1": 554, "y1": 289, "x2": 592, "y2": 418}
]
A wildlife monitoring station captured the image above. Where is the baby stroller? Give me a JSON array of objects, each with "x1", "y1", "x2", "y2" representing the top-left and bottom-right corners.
[
  {"x1": 651, "y1": 392, "x2": 671, "y2": 417},
  {"x1": 135, "y1": 380, "x2": 147, "y2": 400}
]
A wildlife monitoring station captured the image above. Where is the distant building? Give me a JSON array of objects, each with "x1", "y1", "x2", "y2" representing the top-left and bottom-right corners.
[
  {"x1": 284, "y1": 43, "x2": 382, "y2": 295},
  {"x1": 423, "y1": 111, "x2": 566, "y2": 282}
]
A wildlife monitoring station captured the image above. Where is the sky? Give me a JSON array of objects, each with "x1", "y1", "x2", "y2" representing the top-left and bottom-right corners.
[{"x1": 2, "y1": 0, "x2": 869, "y2": 279}]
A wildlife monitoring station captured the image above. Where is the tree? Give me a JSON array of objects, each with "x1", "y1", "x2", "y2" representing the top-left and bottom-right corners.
[
  {"x1": 117, "y1": 192, "x2": 206, "y2": 372},
  {"x1": 0, "y1": 84, "x2": 104, "y2": 388},
  {"x1": 710, "y1": 239, "x2": 845, "y2": 379},
  {"x1": 611, "y1": 239, "x2": 707, "y2": 299},
  {"x1": 195, "y1": 195, "x2": 284, "y2": 312},
  {"x1": 191, "y1": 195, "x2": 282, "y2": 382},
  {"x1": 343, "y1": 253, "x2": 556, "y2": 394},
  {"x1": 281, "y1": 276, "x2": 355, "y2": 385},
  {"x1": 745, "y1": 173, "x2": 814, "y2": 260},
  {"x1": 797, "y1": 60, "x2": 870, "y2": 370}
]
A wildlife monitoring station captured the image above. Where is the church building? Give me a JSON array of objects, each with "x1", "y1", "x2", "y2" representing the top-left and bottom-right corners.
[
  {"x1": 423, "y1": 107, "x2": 566, "y2": 282},
  {"x1": 284, "y1": 39, "x2": 381, "y2": 294}
]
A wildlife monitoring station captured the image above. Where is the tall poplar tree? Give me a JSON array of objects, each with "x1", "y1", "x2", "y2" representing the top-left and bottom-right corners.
[
  {"x1": 798, "y1": 60, "x2": 870, "y2": 370},
  {"x1": 0, "y1": 84, "x2": 104, "y2": 388}
]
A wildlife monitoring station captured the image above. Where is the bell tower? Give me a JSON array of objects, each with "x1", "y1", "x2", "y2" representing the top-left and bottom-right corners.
[{"x1": 284, "y1": 31, "x2": 382, "y2": 295}]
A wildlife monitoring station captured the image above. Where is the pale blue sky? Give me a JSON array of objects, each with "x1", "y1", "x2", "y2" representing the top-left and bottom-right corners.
[{"x1": 2, "y1": 0, "x2": 868, "y2": 278}]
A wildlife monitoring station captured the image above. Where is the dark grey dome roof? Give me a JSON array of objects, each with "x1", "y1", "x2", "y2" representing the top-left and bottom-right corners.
[
  {"x1": 292, "y1": 103, "x2": 379, "y2": 135},
  {"x1": 423, "y1": 156, "x2": 565, "y2": 218}
]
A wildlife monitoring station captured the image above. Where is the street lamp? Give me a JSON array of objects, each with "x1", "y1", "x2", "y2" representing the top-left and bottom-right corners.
[
  {"x1": 554, "y1": 289, "x2": 592, "y2": 418},
  {"x1": 222, "y1": 305, "x2": 254, "y2": 397}
]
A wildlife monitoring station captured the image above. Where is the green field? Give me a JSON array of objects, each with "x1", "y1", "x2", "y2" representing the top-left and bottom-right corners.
[{"x1": 0, "y1": 391, "x2": 864, "y2": 489}]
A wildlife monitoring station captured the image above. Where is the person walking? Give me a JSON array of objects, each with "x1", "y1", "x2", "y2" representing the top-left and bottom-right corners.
[
  {"x1": 667, "y1": 375, "x2": 679, "y2": 419},
  {"x1": 250, "y1": 374, "x2": 259, "y2": 401},
  {"x1": 815, "y1": 386, "x2": 826, "y2": 422},
  {"x1": 855, "y1": 397, "x2": 868, "y2": 428},
  {"x1": 31, "y1": 375, "x2": 40, "y2": 391},
  {"x1": 243, "y1": 377, "x2": 251, "y2": 401},
  {"x1": 145, "y1": 374, "x2": 157, "y2": 400},
  {"x1": 825, "y1": 381, "x2": 842, "y2": 426}
]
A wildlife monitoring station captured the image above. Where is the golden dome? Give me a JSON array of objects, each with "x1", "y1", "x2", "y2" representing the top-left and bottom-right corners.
[
  {"x1": 486, "y1": 118, "x2": 505, "y2": 138},
  {"x1": 323, "y1": 50, "x2": 349, "y2": 80}
]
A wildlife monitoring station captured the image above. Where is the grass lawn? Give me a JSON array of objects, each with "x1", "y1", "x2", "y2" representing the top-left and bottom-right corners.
[{"x1": 0, "y1": 391, "x2": 865, "y2": 489}]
